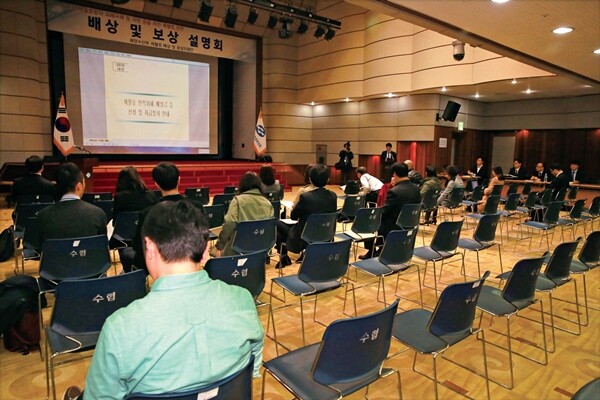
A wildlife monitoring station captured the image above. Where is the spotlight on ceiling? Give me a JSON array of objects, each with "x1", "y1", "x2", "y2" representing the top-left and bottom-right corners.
[
  {"x1": 172, "y1": 0, "x2": 183, "y2": 7},
  {"x1": 314, "y1": 25, "x2": 325, "y2": 38},
  {"x1": 279, "y1": 17, "x2": 293, "y2": 39},
  {"x1": 324, "y1": 28, "x2": 335, "y2": 41},
  {"x1": 247, "y1": 7, "x2": 259, "y2": 24},
  {"x1": 224, "y1": 5, "x2": 238, "y2": 28},
  {"x1": 297, "y1": 20, "x2": 308, "y2": 34},
  {"x1": 267, "y1": 14, "x2": 278, "y2": 29},
  {"x1": 198, "y1": 0, "x2": 213, "y2": 22}
]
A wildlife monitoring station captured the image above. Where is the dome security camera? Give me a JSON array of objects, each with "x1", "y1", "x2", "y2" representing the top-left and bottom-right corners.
[{"x1": 452, "y1": 40, "x2": 465, "y2": 61}]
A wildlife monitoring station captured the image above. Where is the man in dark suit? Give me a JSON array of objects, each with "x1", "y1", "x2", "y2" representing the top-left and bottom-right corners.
[
  {"x1": 379, "y1": 143, "x2": 397, "y2": 182},
  {"x1": 568, "y1": 160, "x2": 585, "y2": 184},
  {"x1": 548, "y1": 163, "x2": 571, "y2": 199},
  {"x1": 276, "y1": 164, "x2": 337, "y2": 268},
  {"x1": 508, "y1": 158, "x2": 528, "y2": 180},
  {"x1": 131, "y1": 162, "x2": 205, "y2": 273},
  {"x1": 37, "y1": 162, "x2": 106, "y2": 243},
  {"x1": 11, "y1": 155, "x2": 55, "y2": 202},
  {"x1": 360, "y1": 162, "x2": 421, "y2": 259},
  {"x1": 531, "y1": 161, "x2": 553, "y2": 183},
  {"x1": 467, "y1": 156, "x2": 489, "y2": 188}
]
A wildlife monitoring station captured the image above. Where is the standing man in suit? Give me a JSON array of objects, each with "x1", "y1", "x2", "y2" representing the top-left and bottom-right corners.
[
  {"x1": 37, "y1": 162, "x2": 106, "y2": 243},
  {"x1": 569, "y1": 160, "x2": 585, "y2": 184},
  {"x1": 508, "y1": 158, "x2": 528, "y2": 180},
  {"x1": 338, "y1": 141, "x2": 354, "y2": 185},
  {"x1": 379, "y1": 143, "x2": 397, "y2": 182},
  {"x1": 360, "y1": 162, "x2": 421, "y2": 259},
  {"x1": 11, "y1": 155, "x2": 55, "y2": 203},
  {"x1": 276, "y1": 164, "x2": 337, "y2": 268},
  {"x1": 467, "y1": 156, "x2": 489, "y2": 188}
]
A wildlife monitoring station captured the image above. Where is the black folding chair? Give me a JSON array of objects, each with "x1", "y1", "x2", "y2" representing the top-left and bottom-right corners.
[
  {"x1": 212, "y1": 193, "x2": 235, "y2": 213},
  {"x1": 390, "y1": 272, "x2": 491, "y2": 400},
  {"x1": 184, "y1": 187, "x2": 210, "y2": 205},
  {"x1": 335, "y1": 207, "x2": 382, "y2": 261},
  {"x1": 231, "y1": 217, "x2": 277, "y2": 255},
  {"x1": 457, "y1": 214, "x2": 503, "y2": 279},
  {"x1": 81, "y1": 192, "x2": 112, "y2": 203},
  {"x1": 476, "y1": 256, "x2": 547, "y2": 389},
  {"x1": 45, "y1": 271, "x2": 147, "y2": 400},
  {"x1": 262, "y1": 300, "x2": 400, "y2": 400},
  {"x1": 205, "y1": 251, "x2": 279, "y2": 355}
]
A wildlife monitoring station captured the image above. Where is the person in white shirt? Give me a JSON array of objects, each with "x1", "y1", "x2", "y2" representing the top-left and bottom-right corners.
[{"x1": 356, "y1": 167, "x2": 384, "y2": 204}]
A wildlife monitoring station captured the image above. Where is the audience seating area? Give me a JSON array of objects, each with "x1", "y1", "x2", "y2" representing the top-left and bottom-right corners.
[{"x1": 1, "y1": 183, "x2": 599, "y2": 400}]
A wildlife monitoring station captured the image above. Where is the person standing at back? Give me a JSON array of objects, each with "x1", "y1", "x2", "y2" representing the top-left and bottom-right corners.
[
  {"x1": 379, "y1": 143, "x2": 397, "y2": 182},
  {"x1": 37, "y1": 162, "x2": 106, "y2": 243},
  {"x1": 338, "y1": 141, "x2": 354, "y2": 185},
  {"x1": 11, "y1": 155, "x2": 55, "y2": 204}
]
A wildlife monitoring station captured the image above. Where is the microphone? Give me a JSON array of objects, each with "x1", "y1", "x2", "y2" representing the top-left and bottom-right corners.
[{"x1": 74, "y1": 145, "x2": 92, "y2": 154}]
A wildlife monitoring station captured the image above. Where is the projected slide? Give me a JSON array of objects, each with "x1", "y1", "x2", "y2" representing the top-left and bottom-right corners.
[{"x1": 78, "y1": 48, "x2": 210, "y2": 153}]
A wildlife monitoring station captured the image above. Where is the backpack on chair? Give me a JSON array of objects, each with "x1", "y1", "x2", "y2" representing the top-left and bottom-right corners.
[
  {"x1": 0, "y1": 226, "x2": 15, "y2": 262},
  {"x1": 0, "y1": 275, "x2": 43, "y2": 354}
]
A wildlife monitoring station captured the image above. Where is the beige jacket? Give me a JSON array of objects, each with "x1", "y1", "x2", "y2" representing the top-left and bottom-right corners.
[{"x1": 216, "y1": 188, "x2": 275, "y2": 255}]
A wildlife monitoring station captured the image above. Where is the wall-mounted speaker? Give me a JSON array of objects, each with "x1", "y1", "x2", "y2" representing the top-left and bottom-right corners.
[{"x1": 441, "y1": 100, "x2": 461, "y2": 122}]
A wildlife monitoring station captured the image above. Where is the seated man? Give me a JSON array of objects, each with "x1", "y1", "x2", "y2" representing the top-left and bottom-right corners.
[
  {"x1": 130, "y1": 162, "x2": 204, "y2": 273},
  {"x1": 63, "y1": 201, "x2": 264, "y2": 399},
  {"x1": 356, "y1": 166, "x2": 383, "y2": 205},
  {"x1": 275, "y1": 164, "x2": 337, "y2": 268},
  {"x1": 37, "y1": 162, "x2": 106, "y2": 243},
  {"x1": 531, "y1": 161, "x2": 553, "y2": 183},
  {"x1": 11, "y1": 155, "x2": 55, "y2": 204},
  {"x1": 404, "y1": 159, "x2": 423, "y2": 185},
  {"x1": 508, "y1": 158, "x2": 528, "y2": 180}
]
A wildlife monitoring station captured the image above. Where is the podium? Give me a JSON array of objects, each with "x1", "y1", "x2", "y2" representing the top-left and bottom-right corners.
[{"x1": 72, "y1": 157, "x2": 99, "y2": 192}]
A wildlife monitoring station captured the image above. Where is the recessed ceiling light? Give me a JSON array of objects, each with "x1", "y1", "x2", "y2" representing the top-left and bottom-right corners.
[
  {"x1": 441, "y1": 86, "x2": 447, "y2": 92},
  {"x1": 525, "y1": 88, "x2": 532, "y2": 94},
  {"x1": 310, "y1": 101, "x2": 315, "y2": 106},
  {"x1": 491, "y1": 0, "x2": 510, "y2": 3},
  {"x1": 511, "y1": 79, "x2": 517, "y2": 84},
  {"x1": 345, "y1": 97, "x2": 350, "y2": 102},
  {"x1": 552, "y1": 27, "x2": 573, "y2": 35},
  {"x1": 387, "y1": 92, "x2": 394, "y2": 98},
  {"x1": 474, "y1": 93, "x2": 480, "y2": 98},
  {"x1": 594, "y1": 48, "x2": 600, "y2": 54}
]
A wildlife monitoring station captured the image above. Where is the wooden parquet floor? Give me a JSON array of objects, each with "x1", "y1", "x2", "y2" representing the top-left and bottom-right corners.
[{"x1": 1, "y1": 186, "x2": 598, "y2": 400}]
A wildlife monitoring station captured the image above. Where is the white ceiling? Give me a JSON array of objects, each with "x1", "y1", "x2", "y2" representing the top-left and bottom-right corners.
[{"x1": 362, "y1": 0, "x2": 600, "y2": 102}]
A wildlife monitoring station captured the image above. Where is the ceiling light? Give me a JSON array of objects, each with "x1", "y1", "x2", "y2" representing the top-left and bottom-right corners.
[
  {"x1": 511, "y1": 79, "x2": 517, "y2": 84},
  {"x1": 594, "y1": 48, "x2": 600, "y2": 54},
  {"x1": 474, "y1": 93, "x2": 480, "y2": 98},
  {"x1": 297, "y1": 20, "x2": 308, "y2": 34},
  {"x1": 387, "y1": 92, "x2": 394, "y2": 98},
  {"x1": 224, "y1": 6, "x2": 238, "y2": 28},
  {"x1": 552, "y1": 26, "x2": 573, "y2": 35},
  {"x1": 310, "y1": 101, "x2": 315, "y2": 106},
  {"x1": 314, "y1": 25, "x2": 325, "y2": 38},
  {"x1": 525, "y1": 88, "x2": 532, "y2": 94},
  {"x1": 267, "y1": 14, "x2": 278, "y2": 29},
  {"x1": 247, "y1": 8, "x2": 259, "y2": 24},
  {"x1": 491, "y1": 0, "x2": 510, "y2": 3},
  {"x1": 279, "y1": 17, "x2": 293, "y2": 39},
  {"x1": 198, "y1": 1, "x2": 213, "y2": 22},
  {"x1": 324, "y1": 28, "x2": 336, "y2": 41},
  {"x1": 441, "y1": 86, "x2": 447, "y2": 92},
  {"x1": 345, "y1": 97, "x2": 350, "y2": 102}
]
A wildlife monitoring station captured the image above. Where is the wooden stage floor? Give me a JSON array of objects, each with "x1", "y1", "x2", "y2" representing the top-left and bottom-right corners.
[{"x1": 1, "y1": 185, "x2": 599, "y2": 399}]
